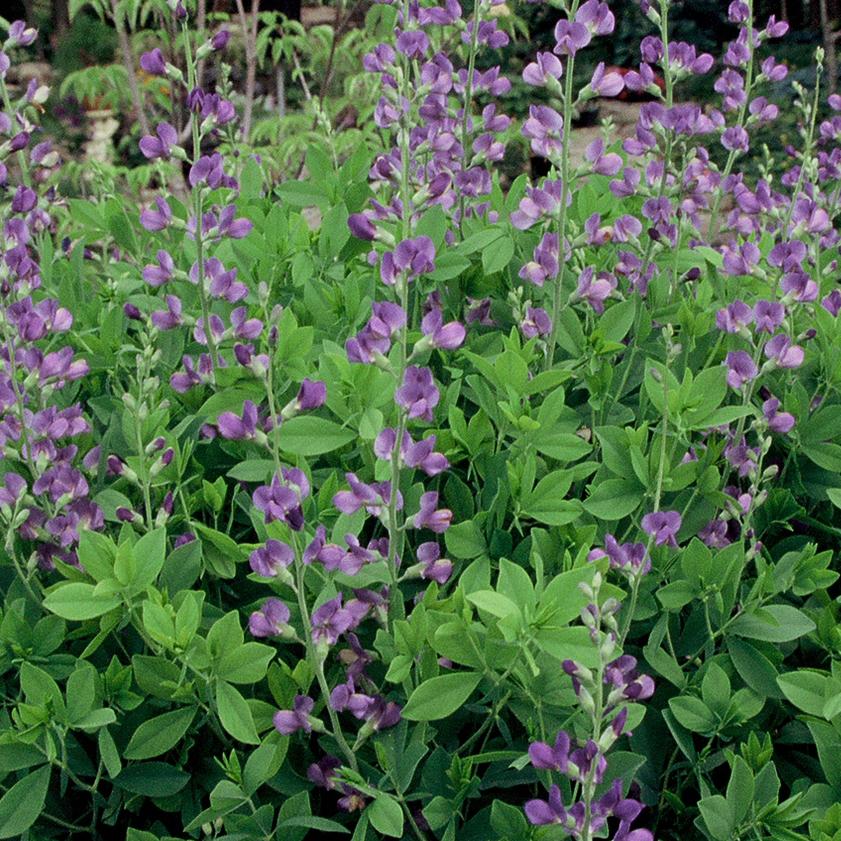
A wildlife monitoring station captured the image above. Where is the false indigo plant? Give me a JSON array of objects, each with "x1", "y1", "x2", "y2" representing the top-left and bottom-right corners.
[{"x1": 1, "y1": 1, "x2": 841, "y2": 839}]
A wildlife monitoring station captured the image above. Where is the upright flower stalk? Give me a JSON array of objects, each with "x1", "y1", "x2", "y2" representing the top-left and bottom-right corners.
[
  {"x1": 525, "y1": 574, "x2": 655, "y2": 840},
  {"x1": 0, "y1": 21, "x2": 99, "y2": 577}
]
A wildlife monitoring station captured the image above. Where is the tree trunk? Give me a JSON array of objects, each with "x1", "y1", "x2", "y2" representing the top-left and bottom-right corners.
[
  {"x1": 110, "y1": 0, "x2": 151, "y2": 137},
  {"x1": 820, "y1": 0, "x2": 838, "y2": 96}
]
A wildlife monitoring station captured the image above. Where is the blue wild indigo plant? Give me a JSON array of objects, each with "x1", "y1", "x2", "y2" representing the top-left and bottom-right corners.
[{"x1": 0, "y1": 0, "x2": 837, "y2": 839}]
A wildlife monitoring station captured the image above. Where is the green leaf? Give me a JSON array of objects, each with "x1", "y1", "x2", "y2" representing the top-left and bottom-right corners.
[
  {"x1": 43, "y1": 582, "x2": 121, "y2": 620},
  {"x1": 726, "y1": 756, "x2": 754, "y2": 824},
  {"x1": 402, "y1": 672, "x2": 482, "y2": 721},
  {"x1": 668, "y1": 696, "x2": 716, "y2": 733},
  {"x1": 826, "y1": 487, "x2": 841, "y2": 509},
  {"x1": 698, "y1": 794, "x2": 734, "y2": 841},
  {"x1": 217, "y1": 643, "x2": 274, "y2": 684},
  {"x1": 367, "y1": 794, "x2": 404, "y2": 838},
  {"x1": 582, "y1": 478, "x2": 644, "y2": 521},
  {"x1": 278, "y1": 417, "x2": 355, "y2": 456},
  {"x1": 226, "y1": 459, "x2": 277, "y2": 482},
  {"x1": 133, "y1": 527, "x2": 167, "y2": 589},
  {"x1": 467, "y1": 591, "x2": 521, "y2": 620},
  {"x1": 729, "y1": 605, "x2": 816, "y2": 642},
  {"x1": 777, "y1": 670, "x2": 830, "y2": 716},
  {"x1": 0, "y1": 765, "x2": 50, "y2": 838},
  {"x1": 445, "y1": 521, "x2": 486, "y2": 559},
  {"x1": 216, "y1": 681, "x2": 260, "y2": 744},
  {"x1": 124, "y1": 707, "x2": 197, "y2": 760},
  {"x1": 279, "y1": 816, "x2": 350, "y2": 834},
  {"x1": 114, "y1": 762, "x2": 190, "y2": 797},
  {"x1": 533, "y1": 626, "x2": 601, "y2": 668},
  {"x1": 540, "y1": 567, "x2": 594, "y2": 624}
]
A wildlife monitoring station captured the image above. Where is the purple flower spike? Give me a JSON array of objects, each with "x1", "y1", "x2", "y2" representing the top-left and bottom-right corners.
[
  {"x1": 642, "y1": 511, "x2": 682, "y2": 547},
  {"x1": 274, "y1": 695, "x2": 315, "y2": 735}
]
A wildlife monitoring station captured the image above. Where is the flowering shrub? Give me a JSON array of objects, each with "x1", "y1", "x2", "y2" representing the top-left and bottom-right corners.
[{"x1": 1, "y1": 1, "x2": 841, "y2": 839}]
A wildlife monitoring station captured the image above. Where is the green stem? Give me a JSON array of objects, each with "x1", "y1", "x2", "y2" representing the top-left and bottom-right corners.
[
  {"x1": 545, "y1": 24, "x2": 578, "y2": 372},
  {"x1": 181, "y1": 20, "x2": 219, "y2": 379}
]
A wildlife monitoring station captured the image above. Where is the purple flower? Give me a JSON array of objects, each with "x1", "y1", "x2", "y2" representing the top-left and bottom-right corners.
[
  {"x1": 140, "y1": 48, "x2": 166, "y2": 75},
  {"x1": 218, "y1": 401, "x2": 260, "y2": 440},
  {"x1": 348, "y1": 213, "x2": 376, "y2": 241},
  {"x1": 529, "y1": 731, "x2": 571, "y2": 772},
  {"x1": 0, "y1": 472, "x2": 26, "y2": 508},
  {"x1": 722, "y1": 125, "x2": 749, "y2": 153},
  {"x1": 140, "y1": 197, "x2": 173, "y2": 232},
  {"x1": 641, "y1": 510, "x2": 682, "y2": 546},
  {"x1": 526, "y1": 784, "x2": 567, "y2": 825},
  {"x1": 822, "y1": 290, "x2": 841, "y2": 316},
  {"x1": 754, "y1": 300, "x2": 785, "y2": 333},
  {"x1": 139, "y1": 123, "x2": 178, "y2": 160},
  {"x1": 589, "y1": 62, "x2": 625, "y2": 97},
  {"x1": 521, "y1": 307, "x2": 552, "y2": 339},
  {"x1": 249, "y1": 598, "x2": 291, "y2": 637},
  {"x1": 554, "y1": 19, "x2": 591, "y2": 56},
  {"x1": 274, "y1": 695, "x2": 316, "y2": 735},
  {"x1": 7, "y1": 21, "x2": 37, "y2": 47},
  {"x1": 150, "y1": 295, "x2": 183, "y2": 331},
  {"x1": 409, "y1": 492, "x2": 452, "y2": 533},
  {"x1": 143, "y1": 250, "x2": 175, "y2": 287},
  {"x1": 333, "y1": 473, "x2": 397, "y2": 518},
  {"x1": 252, "y1": 470, "x2": 309, "y2": 530},
  {"x1": 303, "y1": 525, "x2": 346, "y2": 568},
  {"x1": 519, "y1": 232, "x2": 559, "y2": 287},
  {"x1": 420, "y1": 308, "x2": 465, "y2": 350},
  {"x1": 725, "y1": 350, "x2": 758, "y2": 389},
  {"x1": 716, "y1": 300, "x2": 754, "y2": 332},
  {"x1": 381, "y1": 237, "x2": 436, "y2": 285},
  {"x1": 585, "y1": 138, "x2": 623, "y2": 176},
  {"x1": 764, "y1": 334, "x2": 804, "y2": 369},
  {"x1": 523, "y1": 52, "x2": 563, "y2": 86},
  {"x1": 311, "y1": 595, "x2": 354, "y2": 647},
  {"x1": 211, "y1": 29, "x2": 230, "y2": 50},
  {"x1": 395, "y1": 30, "x2": 429, "y2": 59},
  {"x1": 395, "y1": 366, "x2": 440, "y2": 421},
  {"x1": 416, "y1": 542, "x2": 453, "y2": 584},
  {"x1": 249, "y1": 539, "x2": 294, "y2": 577},
  {"x1": 308, "y1": 755, "x2": 341, "y2": 790},
  {"x1": 523, "y1": 105, "x2": 564, "y2": 158},
  {"x1": 576, "y1": 268, "x2": 616, "y2": 314},
  {"x1": 295, "y1": 379, "x2": 327, "y2": 411},
  {"x1": 590, "y1": 535, "x2": 650, "y2": 576}
]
